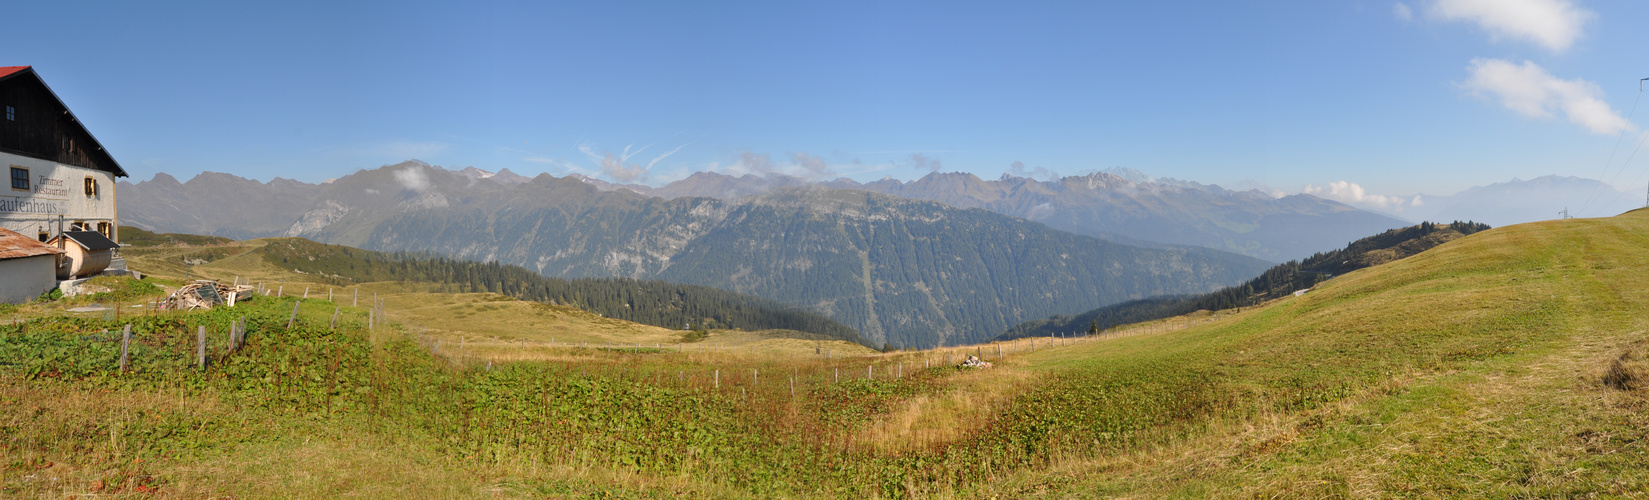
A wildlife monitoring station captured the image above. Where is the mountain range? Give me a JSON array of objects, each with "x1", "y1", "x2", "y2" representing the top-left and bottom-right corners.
[
  {"x1": 119, "y1": 162, "x2": 1271, "y2": 347},
  {"x1": 573, "y1": 168, "x2": 1411, "y2": 262}
]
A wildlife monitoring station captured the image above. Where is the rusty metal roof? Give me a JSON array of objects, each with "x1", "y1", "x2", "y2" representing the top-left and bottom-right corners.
[
  {"x1": 0, "y1": 66, "x2": 27, "y2": 80},
  {"x1": 0, "y1": 227, "x2": 62, "y2": 260}
]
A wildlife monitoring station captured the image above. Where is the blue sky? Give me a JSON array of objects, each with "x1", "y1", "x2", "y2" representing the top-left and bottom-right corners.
[{"x1": 6, "y1": 1, "x2": 1648, "y2": 216}]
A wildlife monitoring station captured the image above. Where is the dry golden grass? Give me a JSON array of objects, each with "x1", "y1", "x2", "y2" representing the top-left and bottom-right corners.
[{"x1": 856, "y1": 362, "x2": 1044, "y2": 453}]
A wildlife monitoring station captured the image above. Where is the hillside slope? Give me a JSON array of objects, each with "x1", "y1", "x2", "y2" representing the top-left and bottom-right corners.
[
  {"x1": 969, "y1": 209, "x2": 1649, "y2": 496},
  {"x1": 999, "y1": 220, "x2": 1492, "y2": 340}
]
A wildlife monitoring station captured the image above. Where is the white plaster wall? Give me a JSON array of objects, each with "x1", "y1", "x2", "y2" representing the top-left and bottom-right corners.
[
  {"x1": 0, "y1": 151, "x2": 118, "y2": 238},
  {"x1": 0, "y1": 254, "x2": 58, "y2": 304}
]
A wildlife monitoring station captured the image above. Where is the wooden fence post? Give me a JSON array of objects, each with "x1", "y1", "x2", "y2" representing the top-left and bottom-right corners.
[
  {"x1": 834, "y1": 367, "x2": 839, "y2": 383},
  {"x1": 288, "y1": 301, "x2": 301, "y2": 328},
  {"x1": 303, "y1": 287, "x2": 309, "y2": 299},
  {"x1": 196, "y1": 326, "x2": 206, "y2": 370},
  {"x1": 353, "y1": 288, "x2": 358, "y2": 307},
  {"x1": 715, "y1": 369, "x2": 720, "y2": 389},
  {"x1": 118, "y1": 324, "x2": 131, "y2": 372},
  {"x1": 789, "y1": 376, "x2": 795, "y2": 397},
  {"x1": 868, "y1": 365, "x2": 873, "y2": 380},
  {"x1": 752, "y1": 368, "x2": 758, "y2": 385},
  {"x1": 277, "y1": 285, "x2": 283, "y2": 297},
  {"x1": 330, "y1": 307, "x2": 340, "y2": 330}
]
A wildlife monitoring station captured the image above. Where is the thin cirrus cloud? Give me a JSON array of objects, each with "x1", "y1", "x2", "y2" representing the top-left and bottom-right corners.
[
  {"x1": 1303, "y1": 181, "x2": 1422, "y2": 211},
  {"x1": 1393, "y1": 3, "x2": 1415, "y2": 22},
  {"x1": 576, "y1": 142, "x2": 689, "y2": 183},
  {"x1": 1460, "y1": 58, "x2": 1634, "y2": 136},
  {"x1": 714, "y1": 151, "x2": 839, "y2": 181},
  {"x1": 1415, "y1": 0, "x2": 1593, "y2": 52}
]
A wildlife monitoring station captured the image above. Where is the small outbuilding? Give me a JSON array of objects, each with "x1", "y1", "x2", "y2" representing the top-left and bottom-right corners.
[
  {"x1": 47, "y1": 229, "x2": 118, "y2": 279},
  {"x1": 0, "y1": 226, "x2": 61, "y2": 303}
]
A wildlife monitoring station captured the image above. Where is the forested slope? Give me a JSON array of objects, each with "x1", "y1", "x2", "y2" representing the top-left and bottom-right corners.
[
  {"x1": 998, "y1": 220, "x2": 1491, "y2": 340},
  {"x1": 255, "y1": 238, "x2": 868, "y2": 346}
]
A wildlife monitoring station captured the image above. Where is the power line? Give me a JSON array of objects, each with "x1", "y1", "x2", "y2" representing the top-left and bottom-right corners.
[
  {"x1": 1575, "y1": 81, "x2": 1644, "y2": 215},
  {"x1": 1598, "y1": 130, "x2": 1649, "y2": 213}
]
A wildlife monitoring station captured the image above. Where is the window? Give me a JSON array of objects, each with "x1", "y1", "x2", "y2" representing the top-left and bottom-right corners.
[
  {"x1": 4, "y1": 106, "x2": 12, "y2": 121},
  {"x1": 9, "y1": 166, "x2": 26, "y2": 191},
  {"x1": 96, "y1": 222, "x2": 111, "y2": 238},
  {"x1": 37, "y1": 230, "x2": 47, "y2": 242},
  {"x1": 84, "y1": 176, "x2": 97, "y2": 196},
  {"x1": 70, "y1": 220, "x2": 86, "y2": 232}
]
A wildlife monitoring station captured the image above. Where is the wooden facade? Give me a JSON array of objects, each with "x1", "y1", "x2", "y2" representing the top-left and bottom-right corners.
[{"x1": 0, "y1": 66, "x2": 126, "y2": 177}]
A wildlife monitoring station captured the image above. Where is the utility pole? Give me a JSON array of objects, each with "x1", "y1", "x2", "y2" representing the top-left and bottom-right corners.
[{"x1": 1560, "y1": 207, "x2": 1572, "y2": 219}]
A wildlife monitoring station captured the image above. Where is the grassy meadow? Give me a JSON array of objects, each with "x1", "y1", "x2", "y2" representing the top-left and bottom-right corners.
[
  {"x1": 4, "y1": 210, "x2": 1649, "y2": 497},
  {"x1": 115, "y1": 239, "x2": 872, "y2": 359}
]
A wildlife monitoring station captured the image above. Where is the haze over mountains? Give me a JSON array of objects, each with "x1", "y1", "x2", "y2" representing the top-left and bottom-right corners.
[
  {"x1": 1400, "y1": 175, "x2": 1643, "y2": 227},
  {"x1": 574, "y1": 168, "x2": 1411, "y2": 262},
  {"x1": 119, "y1": 162, "x2": 1270, "y2": 347}
]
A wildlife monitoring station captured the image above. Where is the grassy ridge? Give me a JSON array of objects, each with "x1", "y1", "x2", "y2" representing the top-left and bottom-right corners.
[
  {"x1": 117, "y1": 226, "x2": 235, "y2": 247},
  {"x1": 969, "y1": 211, "x2": 1649, "y2": 496}
]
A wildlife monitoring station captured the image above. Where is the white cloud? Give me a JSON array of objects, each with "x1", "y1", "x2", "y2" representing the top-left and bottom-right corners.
[
  {"x1": 1461, "y1": 58, "x2": 1633, "y2": 136},
  {"x1": 1394, "y1": 2, "x2": 1414, "y2": 22},
  {"x1": 1425, "y1": 0, "x2": 1591, "y2": 52},
  {"x1": 1303, "y1": 181, "x2": 1417, "y2": 211},
  {"x1": 597, "y1": 152, "x2": 647, "y2": 183},
  {"x1": 1007, "y1": 161, "x2": 1060, "y2": 181},
  {"x1": 573, "y1": 142, "x2": 689, "y2": 183},
  {"x1": 910, "y1": 153, "x2": 942, "y2": 172},
  {"x1": 713, "y1": 151, "x2": 843, "y2": 181},
  {"x1": 393, "y1": 167, "x2": 430, "y2": 192},
  {"x1": 791, "y1": 152, "x2": 835, "y2": 179}
]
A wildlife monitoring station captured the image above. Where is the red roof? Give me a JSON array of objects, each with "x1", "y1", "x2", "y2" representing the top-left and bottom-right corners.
[
  {"x1": 0, "y1": 227, "x2": 62, "y2": 260},
  {"x1": 0, "y1": 66, "x2": 28, "y2": 79}
]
